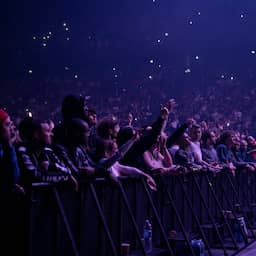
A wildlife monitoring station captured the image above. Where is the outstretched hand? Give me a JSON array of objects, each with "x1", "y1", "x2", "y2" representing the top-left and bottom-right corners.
[{"x1": 146, "y1": 175, "x2": 157, "y2": 191}]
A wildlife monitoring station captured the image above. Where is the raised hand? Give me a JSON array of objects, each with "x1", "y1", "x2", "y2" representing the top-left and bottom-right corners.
[{"x1": 160, "y1": 99, "x2": 176, "y2": 120}]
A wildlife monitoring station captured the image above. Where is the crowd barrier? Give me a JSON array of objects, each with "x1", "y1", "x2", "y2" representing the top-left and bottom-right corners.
[{"x1": 26, "y1": 169, "x2": 256, "y2": 256}]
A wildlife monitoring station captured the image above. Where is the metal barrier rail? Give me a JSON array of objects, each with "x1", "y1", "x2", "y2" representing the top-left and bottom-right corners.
[{"x1": 26, "y1": 169, "x2": 256, "y2": 256}]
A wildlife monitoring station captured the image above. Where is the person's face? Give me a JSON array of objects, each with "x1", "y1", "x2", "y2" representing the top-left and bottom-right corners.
[
  {"x1": 190, "y1": 127, "x2": 202, "y2": 141},
  {"x1": 40, "y1": 123, "x2": 52, "y2": 145},
  {"x1": 48, "y1": 121, "x2": 55, "y2": 132},
  {"x1": 112, "y1": 124, "x2": 120, "y2": 138},
  {"x1": 0, "y1": 117, "x2": 12, "y2": 141},
  {"x1": 181, "y1": 133, "x2": 191, "y2": 148},
  {"x1": 248, "y1": 136, "x2": 255, "y2": 145},
  {"x1": 209, "y1": 132, "x2": 216, "y2": 145},
  {"x1": 88, "y1": 113, "x2": 97, "y2": 126},
  {"x1": 225, "y1": 134, "x2": 235, "y2": 147}
]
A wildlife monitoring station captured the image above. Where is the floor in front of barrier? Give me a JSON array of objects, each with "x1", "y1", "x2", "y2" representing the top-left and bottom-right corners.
[{"x1": 236, "y1": 241, "x2": 256, "y2": 256}]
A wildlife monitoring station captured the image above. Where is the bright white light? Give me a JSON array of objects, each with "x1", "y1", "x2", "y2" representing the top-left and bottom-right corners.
[
  {"x1": 189, "y1": 21, "x2": 193, "y2": 25},
  {"x1": 185, "y1": 68, "x2": 191, "y2": 74},
  {"x1": 28, "y1": 112, "x2": 33, "y2": 118},
  {"x1": 148, "y1": 75, "x2": 153, "y2": 80},
  {"x1": 48, "y1": 32, "x2": 52, "y2": 35},
  {"x1": 43, "y1": 36, "x2": 46, "y2": 40},
  {"x1": 32, "y1": 36, "x2": 36, "y2": 40},
  {"x1": 158, "y1": 64, "x2": 162, "y2": 68},
  {"x1": 28, "y1": 70, "x2": 33, "y2": 74},
  {"x1": 251, "y1": 50, "x2": 255, "y2": 54},
  {"x1": 64, "y1": 66, "x2": 69, "y2": 70},
  {"x1": 157, "y1": 39, "x2": 161, "y2": 43},
  {"x1": 150, "y1": 59, "x2": 154, "y2": 64},
  {"x1": 114, "y1": 74, "x2": 118, "y2": 78},
  {"x1": 46, "y1": 36, "x2": 50, "y2": 39},
  {"x1": 198, "y1": 12, "x2": 201, "y2": 16},
  {"x1": 65, "y1": 27, "x2": 69, "y2": 31},
  {"x1": 66, "y1": 37, "x2": 70, "y2": 41},
  {"x1": 42, "y1": 43, "x2": 47, "y2": 47},
  {"x1": 221, "y1": 75, "x2": 225, "y2": 79},
  {"x1": 74, "y1": 75, "x2": 78, "y2": 79},
  {"x1": 63, "y1": 22, "x2": 67, "y2": 27},
  {"x1": 113, "y1": 67, "x2": 116, "y2": 71},
  {"x1": 240, "y1": 14, "x2": 244, "y2": 18},
  {"x1": 230, "y1": 76, "x2": 234, "y2": 80},
  {"x1": 195, "y1": 56, "x2": 199, "y2": 60},
  {"x1": 164, "y1": 32, "x2": 169, "y2": 37}
]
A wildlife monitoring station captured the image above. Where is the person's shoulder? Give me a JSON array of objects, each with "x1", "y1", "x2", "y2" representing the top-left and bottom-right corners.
[{"x1": 216, "y1": 144, "x2": 227, "y2": 150}]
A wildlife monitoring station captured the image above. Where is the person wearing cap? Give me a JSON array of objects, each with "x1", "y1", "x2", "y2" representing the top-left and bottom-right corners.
[
  {"x1": 0, "y1": 109, "x2": 20, "y2": 195},
  {"x1": 0, "y1": 109, "x2": 21, "y2": 254}
]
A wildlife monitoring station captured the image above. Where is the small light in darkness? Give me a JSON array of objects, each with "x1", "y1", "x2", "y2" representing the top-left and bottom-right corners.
[{"x1": 185, "y1": 68, "x2": 191, "y2": 74}]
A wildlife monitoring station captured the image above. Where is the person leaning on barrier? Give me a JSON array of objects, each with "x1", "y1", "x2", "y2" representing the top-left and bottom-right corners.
[
  {"x1": 216, "y1": 131, "x2": 255, "y2": 173},
  {"x1": 0, "y1": 109, "x2": 24, "y2": 254},
  {"x1": 188, "y1": 124, "x2": 221, "y2": 172},
  {"x1": 142, "y1": 132, "x2": 183, "y2": 175},
  {"x1": 17, "y1": 117, "x2": 78, "y2": 190},
  {"x1": 174, "y1": 132, "x2": 204, "y2": 172},
  {"x1": 166, "y1": 118, "x2": 196, "y2": 159},
  {"x1": 97, "y1": 137, "x2": 157, "y2": 191},
  {"x1": 0, "y1": 109, "x2": 20, "y2": 196},
  {"x1": 232, "y1": 137, "x2": 256, "y2": 170},
  {"x1": 54, "y1": 118, "x2": 96, "y2": 179},
  {"x1": 116, "y1": 99, "x2": 176, "y2": 169}
]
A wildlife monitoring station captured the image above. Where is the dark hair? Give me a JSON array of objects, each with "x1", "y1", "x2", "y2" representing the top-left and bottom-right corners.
[
  {"x1": 201, "y1": 130, "x2": 211, "y2": 145},
  {"x1": 84, "y1": 108, "x2": 97, "y2": 125},
  {"x1": 217, "y1": 130, "x2": 234, "y2": 145},
  {"x1": 61, "y1": 94, "x2": 86, "y2": 121},
  {"x1": 87, "y1": 108, "x2": 97, "y2": 115},
  {"x1": 191, "y1": 124, "x2": 201, "y2": 129},
  {"x1": 18, "y1": 117, "x2": 41, "y2": 141},
  {"x1": 64, "y1": 118, "x2": 89, "y2": 145},
  {"x1": 96, "y1": 116, "x2": 119, "y2": 139},
  {"x1": 94, "y1": 138, "x2": 116, "y2": 161},
  {"x1": 116, "y1": 126, "x2": 134, "y2": 147}
]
